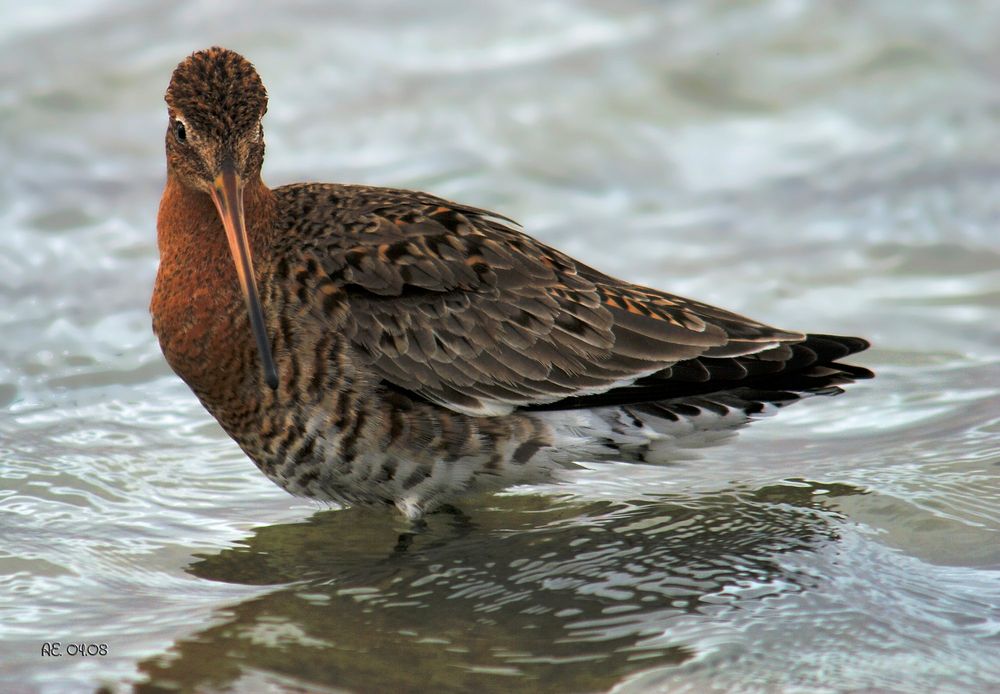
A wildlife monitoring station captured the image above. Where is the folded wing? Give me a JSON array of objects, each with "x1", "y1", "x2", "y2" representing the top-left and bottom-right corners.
[{"x1": 287, "y1": 185, "x2": 853, "y2": 416}]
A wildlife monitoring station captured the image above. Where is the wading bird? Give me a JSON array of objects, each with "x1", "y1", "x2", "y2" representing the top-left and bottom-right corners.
[{"x1": 151, "y1": 47, "x2": 871, "y2": 520}]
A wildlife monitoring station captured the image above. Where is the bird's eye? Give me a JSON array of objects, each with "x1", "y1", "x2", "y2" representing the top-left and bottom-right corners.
[{"x1": 174, "y1": 120, "x2": 187, "y2": 143}]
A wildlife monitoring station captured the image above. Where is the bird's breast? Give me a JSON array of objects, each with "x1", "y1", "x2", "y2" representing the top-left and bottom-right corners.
[
  {"x1": 152, "y1": 258, "x2": 261, "y2": 404},
  {"x1": 151, "y1": 182, "x2": 268, "y2": 422}
]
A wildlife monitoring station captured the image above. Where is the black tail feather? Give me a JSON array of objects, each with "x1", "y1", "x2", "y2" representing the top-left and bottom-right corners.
[{"x1": 523, "y1": 333, "x2": 872, "y2": 412}]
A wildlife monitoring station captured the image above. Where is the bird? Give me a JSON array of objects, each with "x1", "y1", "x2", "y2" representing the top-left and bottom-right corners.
[{"x1": 151, "y1": 47, "x2": 872, "y2": 520}]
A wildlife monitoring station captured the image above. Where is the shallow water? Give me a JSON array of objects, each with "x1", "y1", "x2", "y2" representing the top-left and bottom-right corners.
[{"x1": 2, "y1": 1, "x2": 999, "y2": 692}]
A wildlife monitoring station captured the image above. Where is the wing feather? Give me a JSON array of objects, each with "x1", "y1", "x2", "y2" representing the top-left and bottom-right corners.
[{"x1": 278, "y1": 184, "x2": 817, "y2": 415}]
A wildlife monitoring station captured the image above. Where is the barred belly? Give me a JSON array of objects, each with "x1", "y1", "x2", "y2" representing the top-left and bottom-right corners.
[{"x1": 239, "y1": 390, "x2": 558, "y2": 519}]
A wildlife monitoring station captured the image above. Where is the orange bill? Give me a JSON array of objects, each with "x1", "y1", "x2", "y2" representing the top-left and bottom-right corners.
[{"x1": 210, "y1": 161, "x2": 279, "y2": 390}]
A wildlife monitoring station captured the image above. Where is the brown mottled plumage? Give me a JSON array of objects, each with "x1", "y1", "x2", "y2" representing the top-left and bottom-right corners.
[{"x1": 152, "y1": 47, "x2": 872, "y2": 519}]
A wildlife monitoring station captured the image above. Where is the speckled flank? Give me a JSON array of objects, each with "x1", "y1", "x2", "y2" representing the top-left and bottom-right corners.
[{"x1": 151, "y1": 48, "x2": 871, "y2": 519}]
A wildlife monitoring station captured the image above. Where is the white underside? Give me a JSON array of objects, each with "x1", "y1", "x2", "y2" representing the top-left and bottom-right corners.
[{"x1": 531, "y1": 396, "x2": 787, "y2": 467}]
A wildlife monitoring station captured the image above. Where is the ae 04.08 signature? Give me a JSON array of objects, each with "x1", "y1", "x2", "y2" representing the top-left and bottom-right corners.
[{"x1": 41, "y1": 642, "x2": 108, "y2": 657}]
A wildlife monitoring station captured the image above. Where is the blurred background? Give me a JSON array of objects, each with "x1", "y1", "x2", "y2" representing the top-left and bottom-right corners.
[{"x1": 1, "y1": 1, "x2": 998, "y2": 692}]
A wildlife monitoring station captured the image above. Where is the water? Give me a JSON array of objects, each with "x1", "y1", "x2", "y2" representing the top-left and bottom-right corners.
[{"x1": 2, "y1": 1, "x2": 999, "y2": 691}]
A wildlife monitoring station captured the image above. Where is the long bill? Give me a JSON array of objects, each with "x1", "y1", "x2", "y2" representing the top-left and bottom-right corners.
[{"x1": 210, "y1": 161, "x2": 279, "y2": 390}]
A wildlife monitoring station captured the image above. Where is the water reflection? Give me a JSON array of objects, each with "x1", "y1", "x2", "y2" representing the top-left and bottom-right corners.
[{"x1": 135, "y1": 480, "x2": 865, "y2": 693}]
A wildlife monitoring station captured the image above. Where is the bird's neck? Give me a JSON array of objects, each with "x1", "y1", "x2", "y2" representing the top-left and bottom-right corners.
[
  {"x1": 156, "y1": 173, "x2": 276, "y2": 265},
  {"x1": 151, "y1": 173, "x2": 278, "y2": 429}
]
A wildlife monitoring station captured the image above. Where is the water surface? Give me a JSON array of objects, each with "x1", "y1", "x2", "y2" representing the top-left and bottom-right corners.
[{"x1": 1, "y1": 1, "x2": 999, "y2": 692}]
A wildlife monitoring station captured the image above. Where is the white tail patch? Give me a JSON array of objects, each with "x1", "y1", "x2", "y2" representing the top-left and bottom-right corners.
[{"x1": 531, "y1": 393, "x2": 792, "y2": 466}]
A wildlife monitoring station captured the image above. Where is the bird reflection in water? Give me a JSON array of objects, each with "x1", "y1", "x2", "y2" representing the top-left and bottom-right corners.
[{"x1": 135, "y1": 480, "x2": 865, "y2": 693}]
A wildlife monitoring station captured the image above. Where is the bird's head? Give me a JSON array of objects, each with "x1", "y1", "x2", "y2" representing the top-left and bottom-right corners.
[{"x1": 165, "y1": 46, "x2": 268, "y2": 191}]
